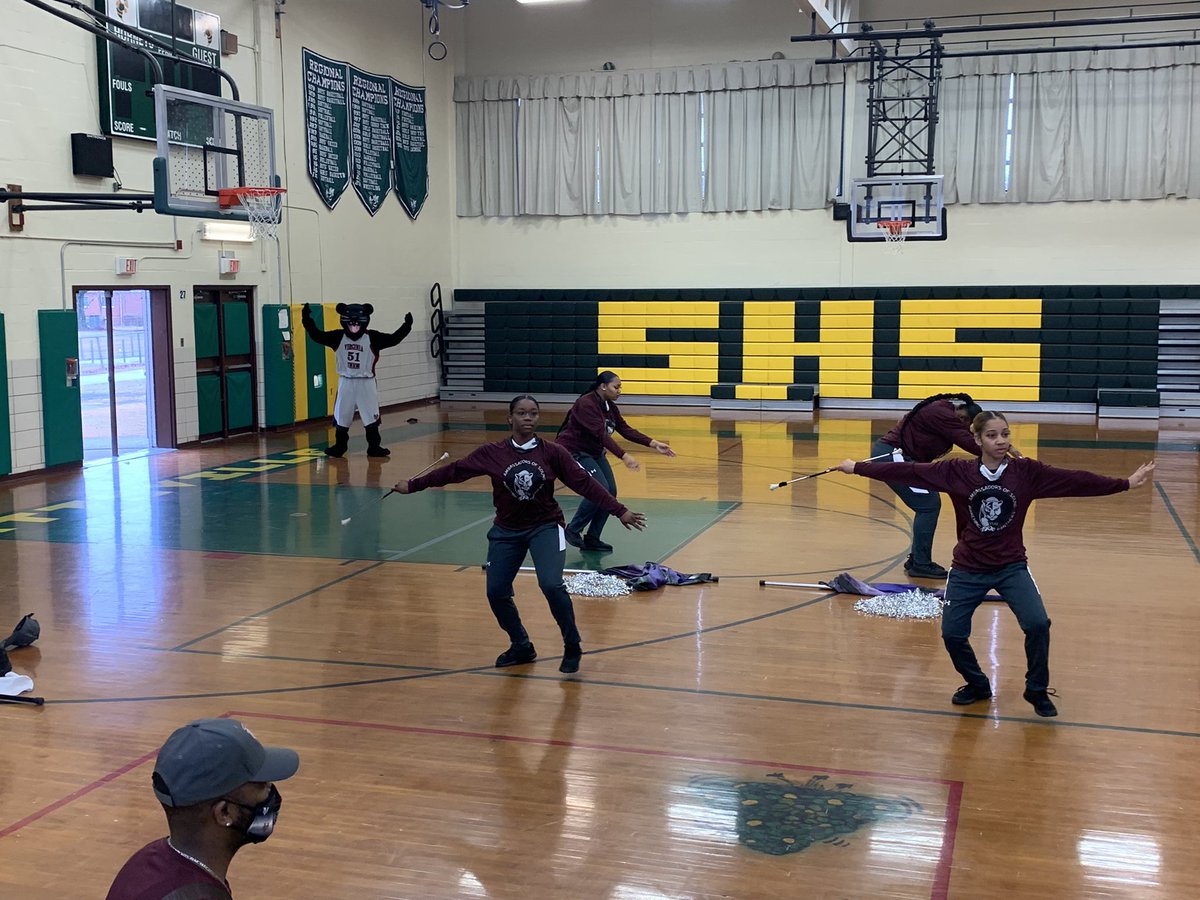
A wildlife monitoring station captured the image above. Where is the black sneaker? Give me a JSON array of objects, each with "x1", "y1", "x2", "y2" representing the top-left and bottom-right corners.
[
  {"x1": 952, "y1": 683, "x2": 993, "y2": 705},
  {"x1": 582, "y1": 535, "x2": 613, "y2": 552},
  {"x1": 905, "y1": 559, "x2": 949, "y2": 579},
  {"x1": 495, "y1": 642, "x2": 537, "y2": 668},
  {"x1": 1023, "y1": 688, "x2": 1059, "y2": 717},
  {"x1": 564, "y1": 529, "x2": 584, "y2": 549},
  {"x1": 559, "y1": 644, "x2": 582, "y2": 674}
]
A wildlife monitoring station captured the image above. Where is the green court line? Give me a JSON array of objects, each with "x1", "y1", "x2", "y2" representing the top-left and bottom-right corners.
[{"x1": 1154, "y1": 481, "x2": 1200, "y2": 565}]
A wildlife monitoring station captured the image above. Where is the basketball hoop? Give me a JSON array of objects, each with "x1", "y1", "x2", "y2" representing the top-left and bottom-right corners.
[
  {"x1": 218, "y1": 187, "x2": 287, "y2": 240},
  {"x1": 878, "y1": 219, "x2": 911, "y2": 245}
]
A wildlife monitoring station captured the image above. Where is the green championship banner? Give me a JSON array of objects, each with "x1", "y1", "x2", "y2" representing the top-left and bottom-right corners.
[
  {"x1": 390, "y1": 80, "x2": 429, "y2": 219},
  {"x1": 302, "y1": 49, "x2": 350, "y2": 209},
  {"x1": 348, "y1": 66, "x2": 393, "y2": 216}
]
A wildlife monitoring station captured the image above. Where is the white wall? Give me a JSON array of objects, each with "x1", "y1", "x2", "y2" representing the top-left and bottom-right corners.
[
  {"x1": 453, "y1": 0, "x2": 1200, "y2": 291},
  {"x1": 1, "y1": 0, "x2": 453, "y2": 474}
]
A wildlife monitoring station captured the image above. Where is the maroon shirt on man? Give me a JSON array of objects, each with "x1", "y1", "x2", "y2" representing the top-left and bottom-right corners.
[
  {"x1": 855, "y1": 457, "x2": 1129, "y2": 573},
  {"x1": 106, "y1": 838, "x2": 231, "y2": 900},
  {"x1": 881, "y1": 399, "x2": 980, "y2": 461},
  {"x1": 409, "y1": 437, "x2": 627, "y2": 531},
  {"x1": 556, "y1": 393, "x2": 653, "y2": 460}
]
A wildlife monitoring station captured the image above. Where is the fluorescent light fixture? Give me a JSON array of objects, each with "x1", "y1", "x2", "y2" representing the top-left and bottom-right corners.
[
  {"x1": 516, "y1": 0, "x2": 586, "y2": 5},
  {"x1": 200, "y1": 220, "x2": 256, "y2": 242}
]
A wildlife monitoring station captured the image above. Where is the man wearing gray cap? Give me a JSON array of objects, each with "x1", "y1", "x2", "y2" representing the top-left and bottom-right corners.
[{"x1": 106, "y1": 718, "x2": 300, "y2": 900}]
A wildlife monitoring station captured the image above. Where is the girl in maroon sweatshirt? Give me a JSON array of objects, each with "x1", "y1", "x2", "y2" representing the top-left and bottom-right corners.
[
  {"x1": 872, "y1": 392, "x2": 984, "y2": 579},
  {"x1": 556, "y1": 371, "x2": 675, "y2": 552},
  {"x1": 839, "y1": 412, "x2": 1154, "y2": 717},
  {"x1": 396, "y1": 395, "x2": 647, "y2": 674}
]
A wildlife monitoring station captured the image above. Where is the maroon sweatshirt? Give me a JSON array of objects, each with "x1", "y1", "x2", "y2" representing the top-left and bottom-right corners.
[
  {"x1": 881, "y1": 399, "x2": 980, "y2": 461},
  {"x1": 556, "y1": 392, "x2": 653, "y2": 460},
  {"x1": 408, "y1": 437, "x2": 628, "y2": 531},
  {"x1": 855, "y1": 457, "x2": 1130, "y2": 573}
]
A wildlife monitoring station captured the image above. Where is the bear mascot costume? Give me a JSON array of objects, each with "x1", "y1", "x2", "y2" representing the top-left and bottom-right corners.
[{"x1": 300, "y1": 302, "x2": 413, "y2": 458}]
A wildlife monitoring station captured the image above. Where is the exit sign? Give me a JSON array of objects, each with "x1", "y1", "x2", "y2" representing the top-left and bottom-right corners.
[{"x1": 95, "y1": 0, "x2": 222, "y2": 141}]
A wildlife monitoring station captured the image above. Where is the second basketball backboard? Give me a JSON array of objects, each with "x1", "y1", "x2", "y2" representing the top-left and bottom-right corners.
[{"x1": 844, "y1": 175, "x2": 946, "y2": 243}]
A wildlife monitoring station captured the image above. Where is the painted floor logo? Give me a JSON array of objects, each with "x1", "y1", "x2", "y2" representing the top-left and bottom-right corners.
[{"x1": 691, "y1": 772, "x2": 921, "y2": 856}]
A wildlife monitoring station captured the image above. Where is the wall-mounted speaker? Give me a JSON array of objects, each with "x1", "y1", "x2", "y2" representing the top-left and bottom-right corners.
[{"x1": 71, "y1": 133, "x2": 114, "y2": 178}]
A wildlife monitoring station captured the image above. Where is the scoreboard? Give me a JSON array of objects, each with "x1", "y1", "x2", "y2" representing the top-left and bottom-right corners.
[{"x1": 95, "y1": 0, "x2": 223, "y2": 141}]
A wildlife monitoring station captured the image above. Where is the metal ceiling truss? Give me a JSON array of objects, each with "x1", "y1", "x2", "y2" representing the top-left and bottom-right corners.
[{"x1": 792, "y1": 2, "x2": 1200, "y2": 179}]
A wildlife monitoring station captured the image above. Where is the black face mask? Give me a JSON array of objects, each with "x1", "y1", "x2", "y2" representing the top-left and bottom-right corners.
[{"x1": 223, "y1": 785, "x2": 282, "y2": 844}]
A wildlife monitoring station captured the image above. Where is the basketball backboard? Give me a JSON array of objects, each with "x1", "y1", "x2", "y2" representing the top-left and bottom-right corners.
[
  {"x1": 845, "y1": 175, "x2": 946, "y2": 242},
  {"x1": 152, "y1": 84, "x2": 278, "y2": 220}
]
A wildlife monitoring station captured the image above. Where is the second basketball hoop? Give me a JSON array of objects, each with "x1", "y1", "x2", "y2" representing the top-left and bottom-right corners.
[{"x1": 844, "y1": 175, "x2": 947, "y2": 244}]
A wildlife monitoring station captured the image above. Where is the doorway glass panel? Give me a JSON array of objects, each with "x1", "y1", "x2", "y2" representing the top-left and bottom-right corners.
[{"x1": 76, "y1": 289, "x2": 155, "y2": 459}]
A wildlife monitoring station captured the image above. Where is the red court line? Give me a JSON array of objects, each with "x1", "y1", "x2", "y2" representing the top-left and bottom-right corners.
[
  {"x1": 0, "y1": 749, "x2": 158, "y2": 840},
  {"x1": 934, "y1": 780, "x2": 964, "y2": 900},
  {"x1": 0, "y1": 713, "x2": 233, "y2": 841}
]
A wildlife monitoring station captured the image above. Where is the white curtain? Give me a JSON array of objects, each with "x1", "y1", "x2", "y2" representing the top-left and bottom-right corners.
[
  {"x1": 455, "y1": 99, "x2": 518, "y2": 216},
  {"x1": 937, "y1": 47, "x2": 1200, "y2": 203},
  {"x1": 935, "y1": 70, "x2": 1010, "y2": 204},
  {"x1": 454, "y1": 61, "x2": 841, "y2": 217}
]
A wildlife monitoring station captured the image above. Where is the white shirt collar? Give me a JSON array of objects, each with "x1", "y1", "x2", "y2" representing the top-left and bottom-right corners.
[
  {"x1": 979, "y1": 460, "x2": 1008, "y2": 481},
  {"x1": 511, "y1": 436, "x2": 538, "y2": 450}
]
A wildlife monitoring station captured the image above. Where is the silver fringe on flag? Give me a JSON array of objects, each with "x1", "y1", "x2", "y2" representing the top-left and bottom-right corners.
[
  {"x1": 854, "y1": 589, "x2": 945, "y2": 620},
  {"x1": 564, "y1": 572, "x2": 632, "y2": 598}
]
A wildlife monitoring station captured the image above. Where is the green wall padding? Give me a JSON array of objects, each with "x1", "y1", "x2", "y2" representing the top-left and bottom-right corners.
[
  {"x1": 225, "y1": 370, "x2": 253, "y2": 431},
  {"x1": 38, "y1": 310, "x2": 84, "y2": 467},
  {"x1": 197, "y1": 373, "x2": 223, "y2": 437},
  {"x1": 304, "y1": 304, "x2": 328, "y2": 419},
  {"x1": 261, "y1": 305, "x2": 295, "y2": 427},
  {"x1": 194, "y1": 302, "x2": 219, "y2": 359},
  {"x1": 223, "y1": 299, "x2": 251, "y2": 356}
]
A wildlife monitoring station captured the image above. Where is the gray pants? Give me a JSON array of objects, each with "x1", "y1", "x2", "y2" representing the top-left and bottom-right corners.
[
  {"x1": 870, "y1": 438, "x2": 942, "y2": 566},
  {"x1": 566, "y1": 452, "x2": 617, "y2": 539},
  {"x1": 941, "y1": 562, "x2": 1051, "y2": 692},
  {"x1": 485, "y1": 522, "x2": 580, "y2": 647}
]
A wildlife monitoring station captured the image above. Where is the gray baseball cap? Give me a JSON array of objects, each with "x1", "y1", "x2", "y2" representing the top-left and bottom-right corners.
[{"x1": 153, "y1": 718, "x2": 300, "y2": 807}]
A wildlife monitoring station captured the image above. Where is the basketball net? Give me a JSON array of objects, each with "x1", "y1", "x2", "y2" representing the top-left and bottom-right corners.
[
  {"x1": 218, "y1": 187, "x2": 287, "y2": 241},
  {"x1": 879, "y1": 219, "x2": 910, "y2": 250}
]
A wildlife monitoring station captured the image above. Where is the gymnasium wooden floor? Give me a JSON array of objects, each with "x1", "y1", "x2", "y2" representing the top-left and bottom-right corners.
[{"x1": 1, "y1": 401, "x2": 1197, "y2": 899}]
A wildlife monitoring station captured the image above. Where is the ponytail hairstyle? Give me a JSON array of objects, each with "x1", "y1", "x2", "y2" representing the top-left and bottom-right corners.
[
  {"x1": 897, "y1": 392, "x2": 980, "y2": 457},
  {"x1": 508, "y1": 394, "x2": 539, "y2": 413},
  {"x1": 584, "y1": 370, "x2": 619, "y2": 397},
  {"x1": 970, "y1": 410, "x2": 1008, "y2": 437},
  {"x1": 557, "y1": 371, "x2": 619, "y2": 435}
]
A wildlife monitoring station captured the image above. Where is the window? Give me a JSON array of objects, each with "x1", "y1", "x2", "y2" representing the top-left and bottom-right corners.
[{"x1": 1003, "y1": 72, "x2": 1016, "y2": 193}]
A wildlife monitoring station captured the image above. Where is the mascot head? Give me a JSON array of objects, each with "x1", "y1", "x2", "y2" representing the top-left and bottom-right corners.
[{"x1": 336, "y1": 302, "x2": 373, "y2": 340}]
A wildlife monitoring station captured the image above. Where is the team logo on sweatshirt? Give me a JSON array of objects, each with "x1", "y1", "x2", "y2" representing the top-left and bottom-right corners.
[
  {"x1": 503, "y1": 460, "x2": 547, "y2": 502},
  {"x1": 967, "y1": 484, "x2": 1016, "y2": 533}
]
